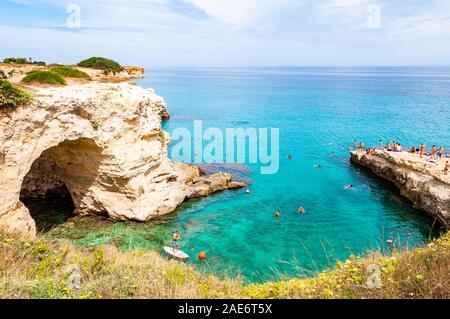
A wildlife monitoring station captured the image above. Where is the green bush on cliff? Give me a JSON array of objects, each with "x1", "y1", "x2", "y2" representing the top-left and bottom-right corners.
[
  {"x1": 0, "y1": 79, "x2": 32, "y2": 109},
  {"x1": 33, "y1": 61, "x2": 47, "y2": 66},
  {"x1": 78, "y1": 57, "x2": 122, "y2": 73},
  {"x1": 22, "y1": 71, "x2": 66, "y2": 85},
  {"x1": 51, "y1": 66, "x2": 90, "y2": 79},
  {"x1": 3, "y1": 57, "x2": 29, "y2": 64}
]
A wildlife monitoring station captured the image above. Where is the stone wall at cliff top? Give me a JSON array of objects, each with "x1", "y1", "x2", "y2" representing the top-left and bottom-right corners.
[
  {"x1": 351, "y1": 150, "x2": 450, "y2": 227},
  {"x1": 0, "y1": 81, "x2": 244, "y2": 237}
]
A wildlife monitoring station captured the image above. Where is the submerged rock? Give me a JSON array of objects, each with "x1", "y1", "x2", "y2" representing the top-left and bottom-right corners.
[{"x1": 0, "y1": 80, "x2": 245, "y2": 237}]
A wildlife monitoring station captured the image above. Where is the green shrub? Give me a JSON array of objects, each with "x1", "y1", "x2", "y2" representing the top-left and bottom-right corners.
[
  {"x1": 22, "y1": 71, "x2": 66, "y2": 85},
  {"x1": 78, "y1": 57, "x2": 122, "y2": 73},
  {"x1": 3, "y1": 57, "x2": 29, "y2": 64},
  {"x1": 0, "y1": 79, "x2": 32, "y2": 109},
  {"x1": 33, "y1": 61, "x2": 46, "y2": 66},
  {"x1": 51, "y1": 66, "x2": 90, "y2": 79}
]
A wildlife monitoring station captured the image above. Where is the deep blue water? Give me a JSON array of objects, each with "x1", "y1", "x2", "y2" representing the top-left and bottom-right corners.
[{"x1": 128, "y1": 67, "x2": 448, "y2": 281}]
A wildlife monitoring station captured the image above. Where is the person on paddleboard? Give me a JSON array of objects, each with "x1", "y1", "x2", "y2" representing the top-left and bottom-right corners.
[{"x1": 172, "y1": 231, "x2": 180, "y2": 250}]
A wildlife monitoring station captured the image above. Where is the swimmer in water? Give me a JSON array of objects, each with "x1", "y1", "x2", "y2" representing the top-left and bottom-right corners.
[
  {"x1": 298, "y1": 207, "x2": 305, "y2": 214},
  {"x1": 344, "y1": 184, "x2": 353, "y2": 189},
  {"x1": 314, "y1": 164, "x2": 321, "y2": 168}
]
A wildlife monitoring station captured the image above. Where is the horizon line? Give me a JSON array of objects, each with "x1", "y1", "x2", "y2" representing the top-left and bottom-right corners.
[{"x1": 140, "y1": 65, "x2": 450, "y2": 69}]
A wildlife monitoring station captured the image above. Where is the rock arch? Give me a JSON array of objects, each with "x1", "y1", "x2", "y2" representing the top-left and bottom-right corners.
[
  {"x1": 19, "y1": 138, "x2": 103, "y2": 232},
  {"x1": 0, "y1": 137, "x2": 105, "y2": 237},
  {"x1": 0, "y1": 82, "x2": 244, "y2": 238},
  {"x1": 0, "y1": 82, "x2": 178, "y2": 237}
]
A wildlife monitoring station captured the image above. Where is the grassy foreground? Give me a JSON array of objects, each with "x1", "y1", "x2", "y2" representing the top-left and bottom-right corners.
[{"x1": 0, "y1": 231, "x2": 449, "y2": 299}]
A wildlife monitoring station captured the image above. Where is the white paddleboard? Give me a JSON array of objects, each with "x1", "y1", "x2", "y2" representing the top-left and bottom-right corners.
[{"x1": 163, "y1": 246, "x2": 190, "y2": 259}]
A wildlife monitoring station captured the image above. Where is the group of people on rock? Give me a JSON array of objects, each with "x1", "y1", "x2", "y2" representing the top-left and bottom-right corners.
[
  {"x1": 409, "y1": 143, "x2": 445, "y2": 160},
  {"x1": 353, "y1": 139, "x2": 448, "y2": 175},
  {"x1": 384, "y1": 140, "x2": 402, "y2": 152},
  {"x1": 353, "y1": 140, "x2": 365, "y2": 152}
]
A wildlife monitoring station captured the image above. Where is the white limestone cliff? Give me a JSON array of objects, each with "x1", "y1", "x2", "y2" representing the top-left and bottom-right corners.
[
  {"x1": 351, "y1": 150, "x2": 450, "y2": 227},
  {"x1": 0, "y1": 81, "x2": 244, "y2": 237}
]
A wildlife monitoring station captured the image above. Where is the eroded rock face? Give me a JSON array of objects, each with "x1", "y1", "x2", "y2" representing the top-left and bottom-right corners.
[
  {"x1": 351, "y1": 150, "x2": 450, "y2": 227},
  {"x1": 0, "y1": 82, "x2": 244, "y2": 237}
]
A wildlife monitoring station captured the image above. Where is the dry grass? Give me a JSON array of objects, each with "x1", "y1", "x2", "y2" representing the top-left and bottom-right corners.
[
  {"x1": 99, "y1": 76, "x2": 129, "y2": 83},
  {"x1": 244, "y1": 234, "x2": 450, "y2": 299},
  {"x1": 0, "y1": 232, "x2": 242, "y2": 299},
  {"x1": 0, "y1": 231, "x2": 449, "y2": 299}
]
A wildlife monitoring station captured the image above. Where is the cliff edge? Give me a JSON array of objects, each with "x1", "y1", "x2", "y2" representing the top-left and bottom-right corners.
[{"x1": 351, "y1": 150, "x2": 450, "y2": 227}]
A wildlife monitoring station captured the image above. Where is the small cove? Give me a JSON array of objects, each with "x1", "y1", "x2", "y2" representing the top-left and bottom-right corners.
[{"x1": 37, "y1": 67, "x2": 448, "y2": 282}]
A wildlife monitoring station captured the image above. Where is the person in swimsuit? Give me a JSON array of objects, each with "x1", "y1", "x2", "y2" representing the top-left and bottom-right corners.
[
  {"x1": 445, "y1": 161, "x2": 449, "y2": 175},
  {"x1": 172, "y1": 231, "x2": 180, "y2": 250},
  {"x1": 431, "y1": 145, "x2": 436, "y2": 159},
  {"x1": 437, "y1": 147, "x2": 444, "y2": 159},
  {"x1": 359, "y1": 141, "x2": 364, "y2": 152},
  {"x1": 420, "y1": 143, "x2": 425, "y2": 158}
]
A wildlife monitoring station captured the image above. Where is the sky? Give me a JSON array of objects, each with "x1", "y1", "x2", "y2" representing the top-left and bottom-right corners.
[{"x1": 1, "y1": 0, "x2": 450, "y2": 66}]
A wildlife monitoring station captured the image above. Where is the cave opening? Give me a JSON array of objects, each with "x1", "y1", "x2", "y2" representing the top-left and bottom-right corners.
[
  {"x1": 19, "y1": 138, "x2": 101, "y2": 233},
  {"x1": 20, "y1": 185, "x2": 75, "y2": 233},
  {"x1": 19, "y1": 149, "x2": 75, "y2": 232}
]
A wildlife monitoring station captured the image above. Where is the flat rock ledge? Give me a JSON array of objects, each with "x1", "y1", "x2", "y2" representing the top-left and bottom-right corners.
[
  {"x1": 351, "y1": 150, "x2": 450, "y2": 227},
  {"x1": 0, "y1": 81, "x2": 245, "y2": 238}
]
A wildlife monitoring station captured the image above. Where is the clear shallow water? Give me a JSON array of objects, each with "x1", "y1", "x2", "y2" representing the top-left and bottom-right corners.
[{"x1": 45, "y1": 67, "x2": 449, "y2": 282}]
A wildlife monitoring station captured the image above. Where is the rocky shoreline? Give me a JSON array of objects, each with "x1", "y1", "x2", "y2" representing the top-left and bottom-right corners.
[
  {"x1": 0, "y1": 67, "x2": 245, "y2": 238},
  {"x1": 350, "y1": 150, "x2": 450, "y2": 228}
]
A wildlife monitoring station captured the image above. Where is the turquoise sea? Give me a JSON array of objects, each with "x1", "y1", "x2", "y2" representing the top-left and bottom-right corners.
[{"x1": 45, "y1": 67, "x2": 450, "y2": 282}]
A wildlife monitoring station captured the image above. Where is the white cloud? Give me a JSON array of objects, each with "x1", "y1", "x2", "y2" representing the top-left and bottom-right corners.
[
  {"x1": 316, "y1": 0, "x2": 371, "y2": 26},
  {"x1": 389, "y1": 15, "x2": 450, "y2": 40},
  {"x1": 185, "y1": 0, "x2": 304, "y2": 29},
  {"x1": 1, "y1": 0, "x2": 450, "y2": 66}
]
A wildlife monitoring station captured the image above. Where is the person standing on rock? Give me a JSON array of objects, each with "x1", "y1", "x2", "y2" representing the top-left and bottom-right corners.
[
  {"x1": 359, "y1": 141, "x2": 364, "y2": 152},
  {"x1": 420, "y1": 143, "x2": 425, "y2": 158},
  {"x1": 431, "y1": 145, "x2": 436, "y2": 159},
  {"x1": 444, "y1": 161, "x2": 449, "y2": 175},
  {"x1": 437, "y1": 147, "x2": 444, "y2": 160}
]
